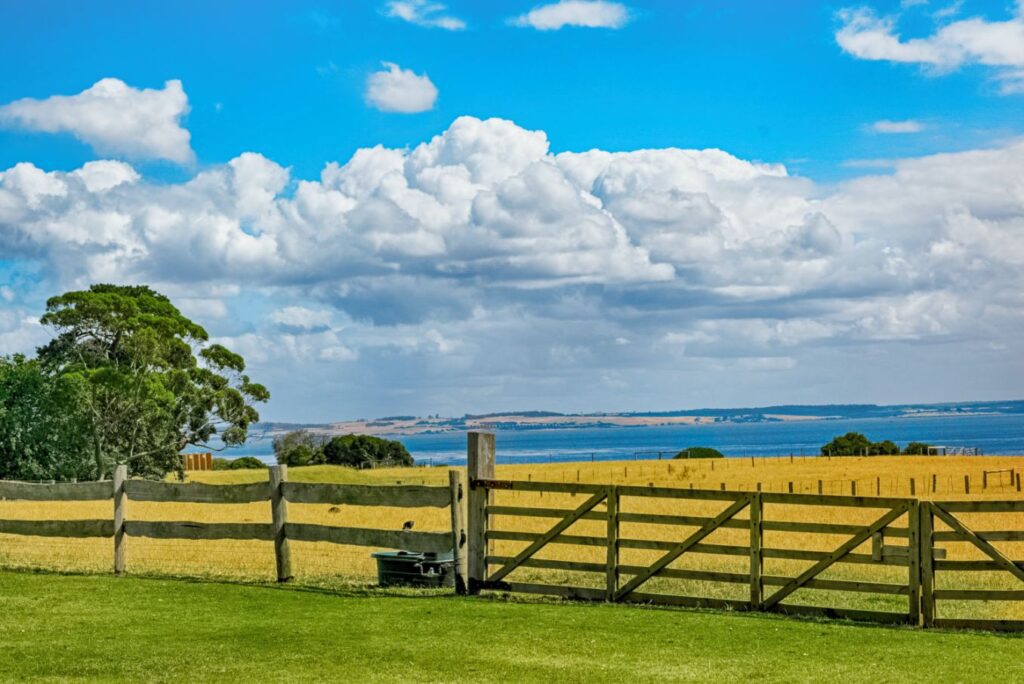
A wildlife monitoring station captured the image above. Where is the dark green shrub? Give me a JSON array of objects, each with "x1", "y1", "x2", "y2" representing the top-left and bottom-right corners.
[
  {"x1": 871, "y1": 440, "x2": 900, "y2": 456},
  {"x1": 821, "y1": 433, "x2": 906, "y2": 456},
  {"x1": 273, "y1": 429, "x2": 326, "y2": 466},
  {"x1": 228, "y1": 456, "x2": 266, "y2": 470},
  {"x1": 322, "y1": 434, "x2": 413, "y2": 468},
  {"x1": 674, "y1": 446, "x2": 724, "y2": 459},
  {"x1": 821, "y1": 432, "x2": 873, "y2": 456},
  {"x1": 212, "y1": 458, "x2": 231, "y2": 470},
  {"x1": 903, "y1": 442, "x2": 932, "y2": 455}
]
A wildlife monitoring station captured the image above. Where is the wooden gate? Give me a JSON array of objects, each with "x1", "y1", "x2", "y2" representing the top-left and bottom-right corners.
[
  {"x1": 922, "y1": 500, "x2": 1024, "y2": 631},
  {"x1": 472, "y1": 479, "x2": 921, "y2": 624},
  {"x1": 465, "y1": 432, "x2": 1024, "y2": 630}
]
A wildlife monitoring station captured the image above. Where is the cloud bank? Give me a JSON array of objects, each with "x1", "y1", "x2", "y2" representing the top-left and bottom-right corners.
[{"x1": 2, "y1": 115, "x2": 1023, "y2": 416}]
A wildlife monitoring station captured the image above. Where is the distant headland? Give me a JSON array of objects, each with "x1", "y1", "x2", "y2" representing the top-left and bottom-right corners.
[{"x1": 257, "y1": 400, "x2": 1024, "y2": 438}]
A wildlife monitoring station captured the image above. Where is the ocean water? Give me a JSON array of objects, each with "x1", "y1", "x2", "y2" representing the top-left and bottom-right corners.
[{"x1": 231, "y1": 413, "x2": 1024, "y2": 466}]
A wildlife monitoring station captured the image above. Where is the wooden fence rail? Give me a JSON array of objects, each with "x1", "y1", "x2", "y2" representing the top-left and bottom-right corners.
[
  {"x1": 465, "y1": 431, "x2": 1024, "y2": 632},
  {"x1": 0, "y1": 465, "x2": 466, "y2": 591}
]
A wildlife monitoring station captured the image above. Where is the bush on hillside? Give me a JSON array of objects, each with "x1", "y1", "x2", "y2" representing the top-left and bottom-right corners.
[
  {"x1": 323, "y1": 434, "x2": 413, "y2": 468},
  {"x1": 228, "y1": 456, "x2": 266, "y2": 470},
  {"x1": 821, "y1": 432, "x2": 873, "y2": 456},
  {"x1": 820, "y1": 434, "x2": 937, "y2": 456},
  {"x1": 821, "y1": 433, "x2": 903, "y2": 456},
  {"x1": 674, "y1": 446, "x2": 724, "y2": 459},
  {"x1": 273, "y1": 429, "x2": 326, "y2": 466},
  {"x1": 273, "y1": 429, "x2": 413, "y2": 468},
  {"x1": 212, "y1": 458, "x2": 231, "y2": 470},
  {"x1": 871, "y1": 440, "x2": 900, "y2": 456}
]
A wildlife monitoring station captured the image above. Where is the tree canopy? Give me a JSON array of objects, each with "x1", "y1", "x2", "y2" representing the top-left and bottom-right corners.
[
  {"x1": 821, "y1": 432, "x2": 872, "y2": 456},
  {"x1": 322, "y1": 434, "x2": 413, "y2": 468},
  {"x1": 272, "y1": 429, "x2": 325, "y2": 467},
  {"x1": 274, "y1": 430, "x2": 413, "y2": 468},
  {"x1": 1, "y1": 284, "x2": 269, "y2": 480},
  {"x1": 0, "y1": 355, "x2": 92, "y2": 481},
  {"x1": 821, "y1": 433, "x2": 918, "y2": 456},
  {"x1": 674, "y1": 446, "x2": 724, "y2": 459}
]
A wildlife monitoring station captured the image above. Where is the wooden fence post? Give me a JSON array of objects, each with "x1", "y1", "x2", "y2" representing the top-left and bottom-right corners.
[
  {"x1": 606, "y1": 485, "x2": 620, "y2": 601},
  {"x1": 113, "y1": 464, "x2": 127, "y2": 576},
  {"x1": 907, "y1": 500, "x2": 921, "y2": 625},
  {"x1": 466, "y1": 431, "x2": 495, "y2": 595},
  {"x1": 749, "y1": 492, "x2": 763, "y2": 609},
  {"x1": 919, "y1": 501, "x2": 935, "y2": 627},
  {"x1": 448, "y1": 470, "x2": 467, "y2": 595},
  {"x1": 269, "y1": 465, "x2": 292, "y2": 582}
]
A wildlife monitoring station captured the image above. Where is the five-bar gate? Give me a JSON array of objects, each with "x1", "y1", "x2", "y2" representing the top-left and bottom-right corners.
[{"x1": 466, "y1": 431, "x2": 1024, "y2": 631}]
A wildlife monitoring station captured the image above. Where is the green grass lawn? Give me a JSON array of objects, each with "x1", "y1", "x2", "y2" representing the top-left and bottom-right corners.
[{"x1": 0, "y1": 571, "x2": 1021, "y2": 683}]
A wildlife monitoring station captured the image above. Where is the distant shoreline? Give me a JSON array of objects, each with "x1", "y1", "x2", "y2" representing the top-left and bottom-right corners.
[{"x1": 254, "y1": 399, "x2": 1024, "y2": 440}]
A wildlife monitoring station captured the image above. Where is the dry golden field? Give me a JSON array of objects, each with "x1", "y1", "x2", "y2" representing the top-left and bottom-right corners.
[{"x1": 1, "y1": 455, "x2": 1022, "y2": 622}]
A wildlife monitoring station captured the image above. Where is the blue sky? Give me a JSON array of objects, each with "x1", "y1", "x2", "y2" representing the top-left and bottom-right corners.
[
  {"x1": 1, "y1": 0, "x2": 1023, "y2": 421},
  {"x1": 3, "y1": 1, "x2": 1021, "y2": 179}
]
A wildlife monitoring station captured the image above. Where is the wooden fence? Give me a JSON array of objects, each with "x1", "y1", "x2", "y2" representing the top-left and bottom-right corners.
[
  {"x1": 2, "y1": 435, "x2": 1022, "y2": 632},
  {"x1": 465, "y1": 432, "x2": 1024, "y2": 631},
  {"x1": 0, "y1": 465, "x2": 467, "y2": 590}
]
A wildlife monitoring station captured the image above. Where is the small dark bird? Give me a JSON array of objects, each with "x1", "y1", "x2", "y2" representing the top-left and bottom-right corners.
[{"x1": 402, "y1": 521, "x2": 414, "y2": 531}]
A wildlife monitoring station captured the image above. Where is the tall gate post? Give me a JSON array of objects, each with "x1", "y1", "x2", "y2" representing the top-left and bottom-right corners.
[{"x1": 466, "y1": 431, "x2": 495, "y2": 595}]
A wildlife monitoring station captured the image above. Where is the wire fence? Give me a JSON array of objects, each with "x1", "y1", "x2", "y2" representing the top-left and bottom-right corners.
[{"x1": 504, "y1": 454, "x2": 1024, "y2": 498}]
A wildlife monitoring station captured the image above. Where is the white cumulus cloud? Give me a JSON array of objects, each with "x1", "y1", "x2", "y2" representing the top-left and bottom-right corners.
[
  {"x1": 511, "y1": 1, "x2": 630, "y2": 30},
  {"x1": 871, "y1": 119, "x2": 924, "y2": 133},
  {"x1": 365, "y1": 62, "x2": 439, "y2": 113},
  {"x1": 270, "y1": 306, "x2": 334, "y2": 333},
  {"x1": 385, "y1": 1, "x2": 466, "y2": 30},
  {"x1": 0, "y1": 78, "x2": 194, "y2": 163},
  {"x1": 836, "y1": 4, "x2": 1024, "y2": 93}
]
